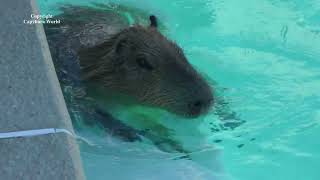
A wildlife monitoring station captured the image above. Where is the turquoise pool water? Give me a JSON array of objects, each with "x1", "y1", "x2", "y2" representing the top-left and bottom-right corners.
[{"x1": 39, "y1": 0, "x2": 320, "y2": 179}]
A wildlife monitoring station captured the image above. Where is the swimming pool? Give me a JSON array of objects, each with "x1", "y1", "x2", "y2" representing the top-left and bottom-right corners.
[{"x1": 39, "y1": 0, "x2": 320, "y2": 179}]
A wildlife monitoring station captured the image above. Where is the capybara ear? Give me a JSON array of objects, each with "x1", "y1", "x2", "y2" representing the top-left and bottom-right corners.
[{"x1": 149, "y1": 15, "x2": 158, "y2": 28}]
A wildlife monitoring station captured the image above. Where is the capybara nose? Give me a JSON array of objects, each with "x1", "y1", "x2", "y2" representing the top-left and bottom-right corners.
[{"x1": 188, "y1": 97, "x2": 213, "y2": 116}]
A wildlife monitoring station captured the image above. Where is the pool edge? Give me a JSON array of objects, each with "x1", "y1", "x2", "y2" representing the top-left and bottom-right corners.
[{"x1": 0, "y1": 0, "x2": 85, "y2": 179}]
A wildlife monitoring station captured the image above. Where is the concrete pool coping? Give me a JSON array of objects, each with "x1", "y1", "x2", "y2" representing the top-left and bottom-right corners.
[{"x1": 0, "y1": 0, "x2": 85, "y2": 179}]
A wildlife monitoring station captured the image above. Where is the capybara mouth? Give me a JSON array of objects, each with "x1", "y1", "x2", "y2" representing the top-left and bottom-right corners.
[
  {"x1": 139, "y1": 80, "x2": 214, "y2": 118},
  {"x1": 173, "y1": 93, "x2": 214, "y2": 118},
  {"x1": 187, "y1": 98, "x2": 214, "y2": 117}
]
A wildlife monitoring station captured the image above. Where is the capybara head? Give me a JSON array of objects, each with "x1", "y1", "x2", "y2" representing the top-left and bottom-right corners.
[{"x1": 79, "y1": 15, "x2": 213, "y2": 118}]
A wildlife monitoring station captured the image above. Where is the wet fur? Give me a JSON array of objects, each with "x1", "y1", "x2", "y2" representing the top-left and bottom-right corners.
[
  {"x1": 77, "y1": 19, "x2": 214, "y2": 117},
  {"x1": 44, "y1": 5, "x2": 242, "y2": 154}
]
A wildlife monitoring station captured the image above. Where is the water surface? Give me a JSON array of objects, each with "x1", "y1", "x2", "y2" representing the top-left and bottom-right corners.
[{"x1": 39, "y1": 0, "x2": 320, "y2": 179}]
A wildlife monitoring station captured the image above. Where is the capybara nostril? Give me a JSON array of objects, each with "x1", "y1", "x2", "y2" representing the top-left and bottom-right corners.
[
  {"x1": 193, "y1": 100, "x2": 202, "y2": 108},
  {"x1": 188, "y1": 96, "x2": 214, "y2": 117},
  {"x1": 188, "y1": 100, "x2": 203, "y2": 116}
]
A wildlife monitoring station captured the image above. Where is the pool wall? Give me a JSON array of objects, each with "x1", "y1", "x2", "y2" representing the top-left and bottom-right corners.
[{"x1": 0, "y1": 0, "x2": 85, "y2": 179}]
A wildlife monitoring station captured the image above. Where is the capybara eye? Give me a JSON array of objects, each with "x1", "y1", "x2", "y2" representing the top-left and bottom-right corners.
[{"x1": 136, "y1": 57, "x2": 154, "y2": 71}]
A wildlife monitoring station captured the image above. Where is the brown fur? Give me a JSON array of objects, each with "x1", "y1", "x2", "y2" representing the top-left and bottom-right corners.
[
  {"x1": 79, "y1": 24, "x2": 214, "y2": 117},
  {"x1": 46, "y1": 5, "x2": 214, "y2": 118}
]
